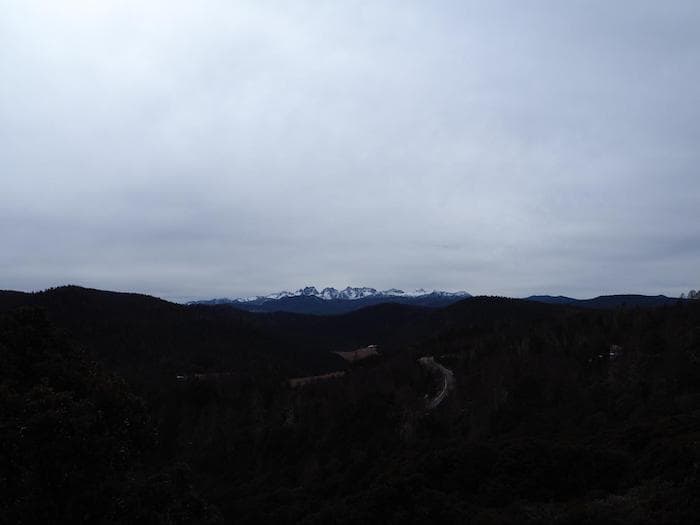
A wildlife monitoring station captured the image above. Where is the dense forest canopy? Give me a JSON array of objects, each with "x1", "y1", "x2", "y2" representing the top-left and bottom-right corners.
[{"x1": 2, "y1": 286, "x2": 700, "y2": 523}]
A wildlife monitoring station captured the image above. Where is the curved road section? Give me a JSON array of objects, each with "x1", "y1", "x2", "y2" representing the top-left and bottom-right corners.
[{"x1": 418, "y1": 356, "x2": 455, "y2": 409}]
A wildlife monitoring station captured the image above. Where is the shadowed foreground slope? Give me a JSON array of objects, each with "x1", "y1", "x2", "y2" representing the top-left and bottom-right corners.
[{"x1": 2, "y1": 287, "x2": 700, "y2": 523}]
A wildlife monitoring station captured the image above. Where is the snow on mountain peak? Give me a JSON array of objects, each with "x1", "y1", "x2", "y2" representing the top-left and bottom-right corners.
[
  {"x1": 231, "y1": 286, "x2": 470, "y2": 303},
  {"x1": 340, "y1": 287, "x2": 378, "y2": 300}
]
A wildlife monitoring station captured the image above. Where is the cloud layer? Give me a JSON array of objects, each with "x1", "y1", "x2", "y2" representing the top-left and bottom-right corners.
[{"x1": 2, "y1": 1, "x2": 699, "y2": 301}]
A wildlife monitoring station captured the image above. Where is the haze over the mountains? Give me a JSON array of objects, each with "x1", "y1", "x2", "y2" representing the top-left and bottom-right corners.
[{"x1": 3, "y1": 1, "x2": 700, "y2": 301}]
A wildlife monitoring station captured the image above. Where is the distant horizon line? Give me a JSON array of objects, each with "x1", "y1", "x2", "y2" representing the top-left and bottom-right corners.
[{"x1": 1, "y1": 283, "x2": 687, "y2": 305}]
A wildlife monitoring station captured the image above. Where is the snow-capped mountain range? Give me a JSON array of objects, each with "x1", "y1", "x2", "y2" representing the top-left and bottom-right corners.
[
  {"x1": 188, "y1": 286, "x2": 472, "y2": 314},
  {"x1": 229, "y1": 286, "x2": 471, "y2": 303}
]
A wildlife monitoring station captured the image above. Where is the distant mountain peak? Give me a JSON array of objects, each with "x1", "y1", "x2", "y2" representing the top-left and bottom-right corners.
[
  {"x1": 254, "y1": 286, "x2": 470, "y2": 302},
  {"x1": 189, "y1": 286, "x2": 472, "y2": 306}
]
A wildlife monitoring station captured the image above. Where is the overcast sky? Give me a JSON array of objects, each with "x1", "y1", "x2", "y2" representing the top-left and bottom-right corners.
[{"x1": 1, "y1": 1, "x2": 699, "y2": 301}]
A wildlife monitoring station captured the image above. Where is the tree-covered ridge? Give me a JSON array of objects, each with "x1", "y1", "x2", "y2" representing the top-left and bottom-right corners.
[
  {"x1": 0, "y1": 308, "x2": 221, "y2": 524},
  {"x1": 185, "y1": 300, "x2": 700, "y2": 523},
  {"x1": 2, "y1": 288, "x2": 700, "y2": 523}
]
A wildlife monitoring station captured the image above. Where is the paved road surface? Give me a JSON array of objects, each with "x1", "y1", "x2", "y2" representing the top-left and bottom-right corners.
[{"x1": 418, "y1": 356, "x2": 455, "y2": 409}]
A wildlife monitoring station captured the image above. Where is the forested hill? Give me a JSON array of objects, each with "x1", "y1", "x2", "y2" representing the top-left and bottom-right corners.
[
  {"x1": 0, "y1": 287, "x2": 575, "y2": 380},
  {"x1": 0, "y1": 308, "x2": 222, "y2": 523},
  {"x1": 526, "y1": 294, "x2": 682, "y2": 309},
  {"x1": 0, "y1": 286, "x2": 683, "y2": 383},
  {"x1": 3, "y1": 286, "x2": 700, "y2": 523},
  {"x1": 0, "y1": 286, "x2": 345, "y2": 379}
]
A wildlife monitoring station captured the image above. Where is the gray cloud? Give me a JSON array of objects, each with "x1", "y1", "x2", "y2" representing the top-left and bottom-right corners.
[{"x1": 1, "y1": 0, "x2": 699, "y2": 301}]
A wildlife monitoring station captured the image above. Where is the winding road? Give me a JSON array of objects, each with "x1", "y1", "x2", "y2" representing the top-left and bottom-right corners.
[{"x1": 418, "y1": 356, "x2": 455, "y2": 409}]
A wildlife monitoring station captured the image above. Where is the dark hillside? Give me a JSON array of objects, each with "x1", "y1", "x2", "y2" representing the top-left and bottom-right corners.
[
  {"x1": 0, "y1": 308, "x2": 221, "y2": 523},
  {"x1": 259, "y1": 302, "x2": 435, "y2": 354},
  {"x1": 525, "y1": 294, "x2": 577, "y2": 305},
  {"x1": 444, "y1": 295, "x2": 575, "y2": 321},
  {"x1": 527, "y1": 294, "x2": 682, "y2": 309},
  {"x1": 3, "y1": 287, "x2": 700, "y2": 523},
  {"x1": 0, "y1": 286, "x2": 467, "y2": 379},
  {"x1": 576, "y1": 294, "x2": 682, "y2": 309},
  {"x1": 0, "y1": 287, "x2": 342, "y2": 381}
]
